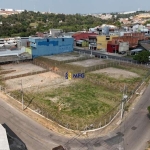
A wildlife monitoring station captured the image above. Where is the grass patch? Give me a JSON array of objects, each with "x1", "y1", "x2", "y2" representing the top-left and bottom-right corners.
[
  {"x1": 0, "y1": 67, "x2": 4, "y2": 86},
  {"x1": 10, "y1": 80, "x2": 122, "y2": 129},
  {"x1": 86, "y1": 72, "x2": 142, "y2": 94},
  {"x1": 85, "y1": 64, "x2": 150, "y2": 99}
]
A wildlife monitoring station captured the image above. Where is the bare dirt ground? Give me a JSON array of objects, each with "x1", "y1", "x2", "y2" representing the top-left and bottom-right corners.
[
  {"x1": 1, "y1": 63, "x2": 45, "y2": 77},
  {"x1": 92, "y1": 67, "x2": 139, "y2": 79},
  {"x1": 5, "y1": 71, "x2": 70, "y2": 91},
  {"x1": 43, "y1": 52, "x2": 84, "y2": 61},
  {"x1": 68, "y1": 59, "x2": 108, "y2": 67}
]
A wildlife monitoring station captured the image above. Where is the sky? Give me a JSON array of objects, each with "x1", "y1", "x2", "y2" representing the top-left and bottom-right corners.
[{"x1": 1, "y1": 0, "x2": 150, "y2": 14}]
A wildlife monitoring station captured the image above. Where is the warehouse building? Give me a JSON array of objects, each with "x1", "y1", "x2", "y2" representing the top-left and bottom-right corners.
[{"x1": 29, "y1": 37, "x2": 74, "y2": 58}]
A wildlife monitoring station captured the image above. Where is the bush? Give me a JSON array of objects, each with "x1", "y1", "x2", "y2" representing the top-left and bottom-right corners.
[{"x1": 148, "y1": 106, "x2": 150, "y2": 114}]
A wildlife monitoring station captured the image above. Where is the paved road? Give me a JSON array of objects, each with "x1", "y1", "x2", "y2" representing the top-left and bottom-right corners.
[
  {"x1": 74, "y1": 48, "x2": 135, "y2": 62},
  {"x1": 0, "y1": 99, "x2": 68, "y2": 150},
  {"x1": 113, "y1": 85, "x2": 150, "y2": 150},
  {"x1": 0, "y1": 84, "x2": 150, "y2": 150}
]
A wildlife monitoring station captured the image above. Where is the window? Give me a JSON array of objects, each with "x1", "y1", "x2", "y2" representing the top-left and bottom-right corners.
[{"x1": 106, "y1": 37, "x2": 110, "y2": 40}]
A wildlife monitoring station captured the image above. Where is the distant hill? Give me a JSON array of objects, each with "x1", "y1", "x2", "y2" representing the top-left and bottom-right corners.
[{"x1": 0, "y1": 11, "x2": 105, "y2": 37}]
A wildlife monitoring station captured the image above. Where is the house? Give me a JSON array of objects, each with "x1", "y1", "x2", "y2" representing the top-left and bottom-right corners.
[
  {"x1": 107, "y1": 41, "x2": 129, "y2": 53},
  {"x1": 96, "y1": 35, "x2": 118, "y2": 50},
  {"x1": 88, "y1": 35, "x2": 97, "y2": 50},
  {"x1": 107, "y1": 41, "x2": 119, "y2": 53},
  {"x1": 76, "y1": 40, "x2": 88, "y2": 47},
  {"x1": 72, "y1": 32, "x2": 97, "y2": 41}
]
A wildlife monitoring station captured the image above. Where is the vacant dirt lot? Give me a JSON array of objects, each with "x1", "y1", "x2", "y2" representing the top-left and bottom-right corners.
[
  {"x1": 92, "y1": 67, "x2": 139, "y2": 79},
  {"x1": 1, "y1": 63, "x2": 45, "y2": 77},
  {"x1": 43, "y1": 52, "x2": 84, "y2": 61},
  {"x1": 68, "y1": 59, "x2": 108, "y2": 67},
  {"x1": 5, "y1": 71, "x2": 70, "y2": 91}
]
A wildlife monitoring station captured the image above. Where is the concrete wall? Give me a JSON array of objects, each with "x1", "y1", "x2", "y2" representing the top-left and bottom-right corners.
[
  {"x1": 21, "y1": 38, "x2": 29, "y2": 47},
  {"x1": 30, "y1": 37, "x2": 74, "y2": 58}
]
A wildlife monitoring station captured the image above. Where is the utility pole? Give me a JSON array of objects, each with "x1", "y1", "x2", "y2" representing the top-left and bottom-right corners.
[
  {"x1": 90, "y1": 45, "x2": 93, "y2": 57},
  {"x1": 21, "y1": 79, "x2": 24, "y2": 110},
  {"x1": 115, "y1": 43, "x2": 117, "y2": 55},
  {"x1": 121, "y1": 85, "x2": 128, "y2": 119}
]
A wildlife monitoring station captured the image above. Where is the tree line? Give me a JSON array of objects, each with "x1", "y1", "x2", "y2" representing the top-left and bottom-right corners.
[{"x1": 0, "y1": 10, "x2": 149, "y2": 37}]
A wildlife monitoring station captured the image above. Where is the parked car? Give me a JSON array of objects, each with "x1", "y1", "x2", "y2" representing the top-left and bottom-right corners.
[
  {"x1": 119, "y1": 51, "x2": 126, "y2": 55},
  {"x1": 96, "y1": 55, "x2": 108, "y2": 59}
]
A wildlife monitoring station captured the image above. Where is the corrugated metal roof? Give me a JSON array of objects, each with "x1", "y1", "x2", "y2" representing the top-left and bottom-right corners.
[
  {"x1": 131, "y1": 49, "x2": 143, "y2": 52},
  {"x1": 72, "y1": 32, "x2": 82, "y2": 37}
]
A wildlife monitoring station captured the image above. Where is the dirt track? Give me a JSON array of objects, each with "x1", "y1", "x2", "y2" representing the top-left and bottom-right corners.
[
  {"x1": 92, "y1": 67, "x2": 139, "y2": 79},
  {"x1": 68, "y1": 59, "x2": 108, "y2": 67}
]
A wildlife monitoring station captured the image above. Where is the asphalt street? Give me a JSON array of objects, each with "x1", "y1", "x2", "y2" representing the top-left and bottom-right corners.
[
  {"x1": 74, "y1": 48, "x2": 135, "y2": 62},
  {"x1": 0, "y1": 84, "x2": 150, "y2": 150}
]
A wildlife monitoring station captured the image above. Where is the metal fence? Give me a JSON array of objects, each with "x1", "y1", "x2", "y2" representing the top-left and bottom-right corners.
[
  {"x1": 1, "y1": 70, "x2": 149, "y2": 131},
  {"x1": 0, "y1": 58, "x2": 150, "y2": 131}
]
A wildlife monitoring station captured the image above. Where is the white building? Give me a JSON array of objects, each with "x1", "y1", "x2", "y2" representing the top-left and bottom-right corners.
[
  {"x1": 16, "y1": 10, "x2": 24, "y2": 13},
  {"x1": 119, "y1": 42, "x2": 129, "y2": 52},
  {"x1": 5, "y1": 8, "x2": 13, "y2": 11}
]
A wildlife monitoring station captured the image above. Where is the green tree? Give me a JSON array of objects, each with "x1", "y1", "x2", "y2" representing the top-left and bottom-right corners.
[
  {"x1": 133, "y1": 51, "x2": 150, "y2": 63},
  {"x1": 114, "y1": 21, "x2": 121, "y2": 28}
]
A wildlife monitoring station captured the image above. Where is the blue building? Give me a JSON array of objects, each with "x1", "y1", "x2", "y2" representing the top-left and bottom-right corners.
[{"x1": 29, "y1": 37, "x2": 74, "y2": 58}]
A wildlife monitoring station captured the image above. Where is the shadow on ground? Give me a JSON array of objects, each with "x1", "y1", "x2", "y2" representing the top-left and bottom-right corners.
[
  {"x1": 147, "y1": 114, "x2": 150, "y2": 119},
  {"x1": 2, "y1": 123, "x2": 28, "y2": 150}
]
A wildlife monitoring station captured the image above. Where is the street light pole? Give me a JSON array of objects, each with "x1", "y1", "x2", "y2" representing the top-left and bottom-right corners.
[{"x1": 21, "y1": 79, "x2": 24, "y2": 110}]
